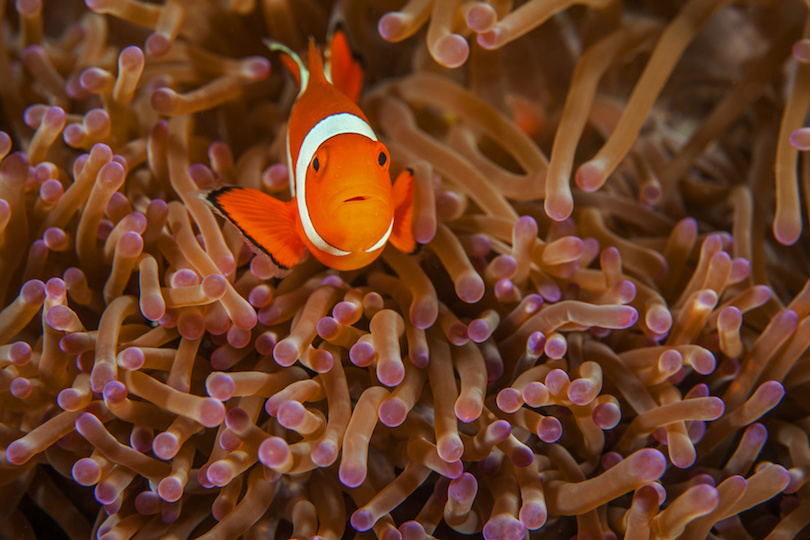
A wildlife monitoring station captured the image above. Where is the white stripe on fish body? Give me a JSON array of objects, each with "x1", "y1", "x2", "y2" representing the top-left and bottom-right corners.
[{"x1": 295, "y1": 112, "x2": 378, "y2": 257}]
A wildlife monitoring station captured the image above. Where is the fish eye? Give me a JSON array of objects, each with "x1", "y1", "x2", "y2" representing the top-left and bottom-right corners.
[
  {"x1": 312, "y1": 156, "x2": 320, "y2": 172},
  {"x1": 378, "y1": 151, "x2": 387, "y2": 167}
]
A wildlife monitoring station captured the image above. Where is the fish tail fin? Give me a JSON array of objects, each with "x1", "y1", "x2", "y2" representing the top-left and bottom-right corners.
[
  {"x1": 390, "y1": 168, "x2": 417, "y2": 254},
  {"x1": 264, "y1": 39, "x2": 309, "y2": 92},
  {"x1": 325, "y1": 22, "x2": 365, "y2": 103},
  {"x1": 205, "y1": 186, "x2": 306, "y2": 270}
]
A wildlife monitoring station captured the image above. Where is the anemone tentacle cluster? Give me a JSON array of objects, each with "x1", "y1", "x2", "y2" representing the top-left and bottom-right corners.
[{"x1": 1, "y1": 1, "x2": 810, "y2": 539}]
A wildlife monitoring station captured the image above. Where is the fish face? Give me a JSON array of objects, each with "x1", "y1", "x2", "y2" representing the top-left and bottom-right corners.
[{"x1": 304, "y1": 134, "x2": 394, "y2": 254}]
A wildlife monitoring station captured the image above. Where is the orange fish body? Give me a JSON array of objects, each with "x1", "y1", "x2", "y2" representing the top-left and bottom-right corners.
[{"x1": 205, "y1": 32, "x2": 415, "y2": 272}]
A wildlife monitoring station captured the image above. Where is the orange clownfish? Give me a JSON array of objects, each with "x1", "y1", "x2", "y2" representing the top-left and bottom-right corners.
[{"x1": 205, "y1": 29, "x2": 415, "y2": 272}]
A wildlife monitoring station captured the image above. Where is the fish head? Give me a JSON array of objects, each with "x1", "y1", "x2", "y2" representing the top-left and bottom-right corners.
[{"x1": 304, "y1": 133, "x2": 394, "y2": 255}]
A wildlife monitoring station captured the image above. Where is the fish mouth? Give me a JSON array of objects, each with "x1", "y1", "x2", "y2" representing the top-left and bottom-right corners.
[{"x1": 343, "y1": 196, "x2": 368, "y2": 203}]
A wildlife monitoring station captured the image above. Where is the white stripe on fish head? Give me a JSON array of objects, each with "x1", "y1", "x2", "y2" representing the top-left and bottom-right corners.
[
  {"x1": 295, "y1": 112, "x2": 378, "y2": 257},
  {"x1": 365, "y1": 218, "x2": 393, "y2": 253}
]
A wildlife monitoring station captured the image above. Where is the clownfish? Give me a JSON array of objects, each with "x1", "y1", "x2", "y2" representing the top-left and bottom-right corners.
[{"x1": 204, "y1": 28, "x2": 416, "y2": 272}]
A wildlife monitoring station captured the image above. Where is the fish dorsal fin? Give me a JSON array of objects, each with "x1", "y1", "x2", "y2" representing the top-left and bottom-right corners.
[
  {"x1": 306, "y1": 37, "x2": 327, "y2": 86},
  {"x1": 264, "y1": 39, "x2": 309, "y2": 95},
  {"x1": 325, "y1": 24, "x2": 365, "y2": 103}
]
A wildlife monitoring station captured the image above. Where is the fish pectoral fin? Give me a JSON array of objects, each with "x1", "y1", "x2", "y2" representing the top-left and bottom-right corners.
[
  {"x1": 326, "y1": 23, "x2": 364, "y2": 103},
  {"x1": 205, "y1": 186, "x2": 305, "y2": 270},
  {"x1": 390, "y1": 168, "x2": 417, "y2": 254}
]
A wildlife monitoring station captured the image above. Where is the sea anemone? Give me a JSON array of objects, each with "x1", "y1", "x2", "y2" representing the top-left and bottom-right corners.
[{"x1": 1, "y1": 0, "x2": 809, "y2": 539}]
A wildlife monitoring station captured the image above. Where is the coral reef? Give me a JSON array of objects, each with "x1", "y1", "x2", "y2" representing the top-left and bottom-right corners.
[{"x1": 1, "y1": 0, "x2": 810, "y2": 538}]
